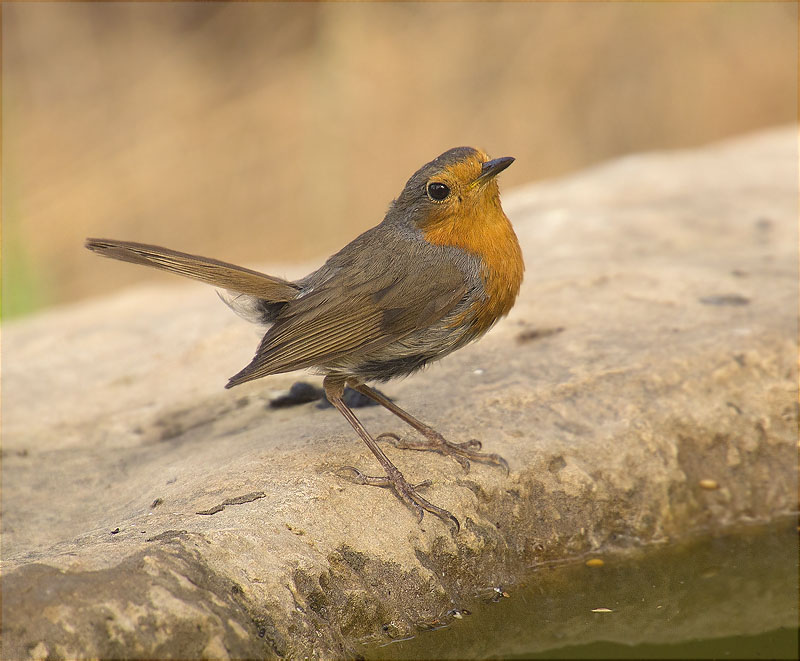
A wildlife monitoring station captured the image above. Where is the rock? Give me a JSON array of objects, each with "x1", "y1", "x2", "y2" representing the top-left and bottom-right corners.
[{"x1": 2, "y1": 128, "x2": 796, "y2": 659}]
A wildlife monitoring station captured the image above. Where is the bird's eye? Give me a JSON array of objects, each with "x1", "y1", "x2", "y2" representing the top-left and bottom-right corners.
[{"x1": 426, "y1": 182, "x2": 450, "y2": 201}]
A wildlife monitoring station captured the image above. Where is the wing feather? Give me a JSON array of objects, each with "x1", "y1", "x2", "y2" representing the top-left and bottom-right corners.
[{"x1": 226, "y1": 263, "x2": 467, "y2": 386}]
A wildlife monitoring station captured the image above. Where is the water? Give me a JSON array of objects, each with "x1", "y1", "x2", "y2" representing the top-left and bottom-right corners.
[{"x1": 364, "y1": 519, "x2": 798, "y2": 659}]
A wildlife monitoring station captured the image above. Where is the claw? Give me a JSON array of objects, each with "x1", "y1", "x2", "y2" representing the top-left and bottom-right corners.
[
  {"x1": 447, "y1": 513, "x2": 461, "y2": 533},
  {"x1": 377, "y1": 432, "x2": 418, "y2": 451},
  {"x1": 373, "y1": 431, "x2": 509, "y2": 474},
  {"x1": 453, "y1": 454, "x2": 471, "y2": 473},
  {"x1": 335, "y1": 465, "x2": 363, "y2": 480},
  {"x1": 492, "y1": 454, "x2": 510, "y2": 476},
  {"x1": 335, "y1": 466, "x2": 391, "y2": 487},
  {"x1": 338, "y1": 463, "x2": 460, "y2": 531}
]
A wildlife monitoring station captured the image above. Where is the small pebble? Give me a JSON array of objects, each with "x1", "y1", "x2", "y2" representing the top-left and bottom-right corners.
[
  {"x1": 270, "y1": 382, "x2": 323, "y2": 408},
  {"x1": 698, "y1": 294, "x2": 750, "y2": 306}
]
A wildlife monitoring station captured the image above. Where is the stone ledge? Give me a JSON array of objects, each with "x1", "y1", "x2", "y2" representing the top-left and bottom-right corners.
[{"x1": 2, "y1": 127, "x2": 797, "y2": 659}]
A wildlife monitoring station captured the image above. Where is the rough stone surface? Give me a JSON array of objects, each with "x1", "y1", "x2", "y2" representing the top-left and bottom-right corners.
[{"x1": 2, "y1": 128, "x2": 797, "y2": 659}]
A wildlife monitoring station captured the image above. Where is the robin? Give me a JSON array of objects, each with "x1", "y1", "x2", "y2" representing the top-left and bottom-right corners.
[{"x1": 86, "y1": 146, "x2": 523, "y2": 530}]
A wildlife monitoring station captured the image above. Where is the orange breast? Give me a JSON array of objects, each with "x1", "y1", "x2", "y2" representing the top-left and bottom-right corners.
[{"x1": 422, "y1": 189, "x2": 524, "y2": 339}]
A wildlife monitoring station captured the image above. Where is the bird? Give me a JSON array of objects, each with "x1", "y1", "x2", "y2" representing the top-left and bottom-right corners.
[{"x1": 86, "y1": 146, "x2": 523, "y2": 530}]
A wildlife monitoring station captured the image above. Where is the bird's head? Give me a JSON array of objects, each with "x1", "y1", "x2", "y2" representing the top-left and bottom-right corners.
[{"x1": 391, "y1": 146, "x2": 514, "y2": 234}]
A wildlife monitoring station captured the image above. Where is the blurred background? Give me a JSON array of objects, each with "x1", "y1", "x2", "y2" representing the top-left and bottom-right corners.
[{"x1": 3, "y1": 2, "x2": 797, "y2": 318}]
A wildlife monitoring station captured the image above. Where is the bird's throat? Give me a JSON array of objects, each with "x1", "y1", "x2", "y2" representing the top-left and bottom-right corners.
[{"x1": 421, "y1": 197, "x2": 524, "y2": 337}]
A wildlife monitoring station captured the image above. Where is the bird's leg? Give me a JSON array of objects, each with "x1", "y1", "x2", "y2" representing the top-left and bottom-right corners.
[
  {"x1": 323, "y1": 376, "x2": 459, "y2": 531},
  {"x1": 349, "y1": 381, "x2": 509, "y2": 474}
]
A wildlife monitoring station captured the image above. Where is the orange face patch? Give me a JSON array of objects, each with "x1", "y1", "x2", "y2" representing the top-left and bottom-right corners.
[{"x1": 419, "y1": 155, "x2": 523, "y2": 338}]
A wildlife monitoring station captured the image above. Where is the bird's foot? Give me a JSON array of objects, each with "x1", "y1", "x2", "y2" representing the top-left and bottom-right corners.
[
  {"x1": 376, "y1": 431, "x2": 509, "y2": 474},
  {"x1": 336, "y1": 465, "x2": 459, "y2": 531}
]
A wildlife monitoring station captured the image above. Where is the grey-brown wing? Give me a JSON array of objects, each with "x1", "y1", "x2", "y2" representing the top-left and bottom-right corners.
[
  {"x1": 85, "y1": 239, "x2": 300, "y2": 301},
  {"x1": 226, "y1": 263, "x2": 468, "y2": 386}
]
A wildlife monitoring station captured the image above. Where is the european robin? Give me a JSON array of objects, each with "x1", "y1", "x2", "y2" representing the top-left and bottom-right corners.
[{"x1": 86, "y1": 146, "x2": 523, "y2": 530}]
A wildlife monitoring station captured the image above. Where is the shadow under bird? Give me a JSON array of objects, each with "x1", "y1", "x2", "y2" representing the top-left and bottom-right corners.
[{"x1": 86, "y1": 146, "x2": 523, "y2": 530}]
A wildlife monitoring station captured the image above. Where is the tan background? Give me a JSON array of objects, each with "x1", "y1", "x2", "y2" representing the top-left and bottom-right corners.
[{"x1": 3, "y1": 2, "x2": 797, "y2": 317}]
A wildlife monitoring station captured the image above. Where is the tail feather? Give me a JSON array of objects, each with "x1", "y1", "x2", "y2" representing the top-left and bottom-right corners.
[{"x1": 85, "y1": 238, "x2": 300, "y2": 302}]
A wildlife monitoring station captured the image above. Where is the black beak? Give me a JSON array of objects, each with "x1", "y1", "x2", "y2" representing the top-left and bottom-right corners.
[{"x1": 474, "y1": 156, "x2": 515, "y2": 186}]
